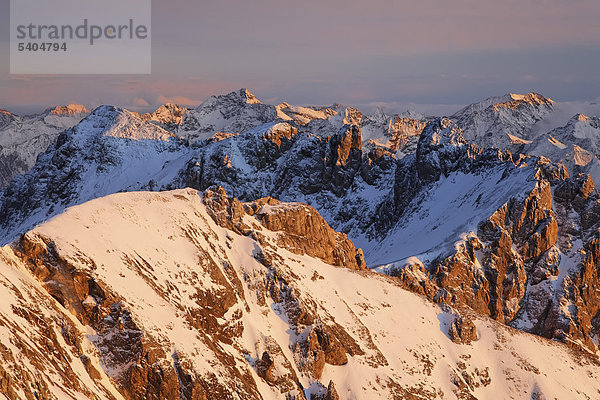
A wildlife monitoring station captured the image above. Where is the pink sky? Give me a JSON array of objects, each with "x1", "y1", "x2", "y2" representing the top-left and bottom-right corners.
[{"x1": 1, "y1": 0, "x2": 599, "y2": 113}]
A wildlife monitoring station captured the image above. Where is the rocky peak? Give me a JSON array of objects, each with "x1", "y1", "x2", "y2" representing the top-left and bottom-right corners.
[
  {"x1": 576, "y1": 113, "x2": 591, "y2": 122},
  {"x1": 454, "y1": 93, "x2": 553, "y2": 117},
  {"x1": 47, "y1": 104, "x2": 89, "y2": 116},
  {"x1": 0, "y1": 109, "x2": 15, "y2": 129},
  {"x1": 179, "y1": 89, "x2": 277, "y2": 142},
  {"x1": 415, "y1": 118, "x2": 467, "y2": 181},
  {"x1": 343, "y1": 107, "x2": 362, "y2": 126},
  {"x1": 500, "y1": 92, "x2": 554, "y2": 108},
  {"x1": 199, "y1": 88, "x2": 262, "y2": 110},
  {"x1": 567, "y1": 113, "x2": 600, "y2": 132},
  {"x1": 240, "y1": 88, "x2": 262, "y2": 104},
  {"x1": 483, "y1": 92, "x2": 554, "y2": 116},
  {"x1": 329, "y1": 124, "x2": 363, "y2": 167},
  {"x1": 538, "y1": 113, "x2": 600, "y2": 163},
  {"x1": 324, "y1": 124, "x2": 363, "y2": 196},
  {"x1": 142, "y1": 103, "x2": 187, "y2": 127}
]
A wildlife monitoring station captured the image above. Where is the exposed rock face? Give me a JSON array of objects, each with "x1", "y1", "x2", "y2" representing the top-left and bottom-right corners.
[
  {"x1": 48, "y1": 104, "x2": 89, "y2": 116},
  {"x1": 345, "y1": 109, "x2": 430, "y2": 160},
  {"x1": 311, "y1": 381, "x2": 340, "y2": 400},
  {"x1": 142, "y1": 103, "x2": 187, "y2": 130},
  {"x1": 391, "y1": 176, "x2": 547, "y2": 319},
  {"x1": 415, "y1": 117, "x2": 467, "y2": 182},
  {"x1": 388, "y1": 155, "x2": 600, "y2": 352},
  {"x1": 387, "y1": 116, "x2": 428, "y2": 156},
  {"x1": 311, "y1": 324, "x2": 348, "y2": 365},
  {"x1": 324, "y1": 381, "x2": 340, "y2": 400},
  {"x1": 202, "y1": 186, "x2": 366, "y2": 270},
  {"x1": 448, "y1": 316, "x2": 477, "y2": 345},
  {"x1": 324, "y1": 124, "x2": 363, "y2": 195},
  {"x1": 256, "y1": 351, "x2": 276, "y2": 385}
]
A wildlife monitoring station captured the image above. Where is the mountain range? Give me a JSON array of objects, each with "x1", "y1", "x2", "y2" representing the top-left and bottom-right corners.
[{"x1": 1, "y1": 89, "x2": 600, "y2": 399}]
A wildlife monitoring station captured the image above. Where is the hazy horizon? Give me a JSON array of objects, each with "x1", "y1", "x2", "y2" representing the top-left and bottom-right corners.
[{"x1": 1, "y1": 0, "x2": 599, "y2": 114}]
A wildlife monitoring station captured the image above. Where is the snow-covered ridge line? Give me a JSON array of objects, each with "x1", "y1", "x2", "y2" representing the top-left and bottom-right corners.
[{"x1": 1, "y1": 188, "x2": 599, "y2": 399}]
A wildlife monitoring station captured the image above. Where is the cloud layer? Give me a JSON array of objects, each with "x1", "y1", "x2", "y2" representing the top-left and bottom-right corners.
[{"x1": 0, "y1": 0, "x2": 599, "y2": 112}]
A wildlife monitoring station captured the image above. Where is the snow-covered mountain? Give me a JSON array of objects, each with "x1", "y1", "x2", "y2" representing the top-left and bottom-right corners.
[
  {"x1": 522, "y1": 114, "x2": 600, "y2": 182},
  {"x1": 0, "y1": 104, "x2": 88, "y2": 187},
  {"x1": 176, "y1": 89, "x2": 279, "y2": 143},
  {"x1": 2, "y1": 88, "x2": 600, "y2": 398},
  {"x1": 2, "y1": 188, "x2": 599, "y2": 399},
  {"x1": 451, "y1": 93, "x2": 555, "y2": 150},
  {"x1": 0, "y1": 105, "x2": 188, "y2": 241}
]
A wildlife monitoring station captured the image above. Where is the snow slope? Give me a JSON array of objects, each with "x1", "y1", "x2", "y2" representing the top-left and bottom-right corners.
[
  {"x1": 0, "y1": 105, "x2": 190, "y2": 243},
  {"x1": 1, "y1": 188, "x2": 599, "y2": 399},
  {"x1": 0, "y1": 244, "x2": 124, "y2": 399},
  {"x1": 368, "y1": 166, "x2": 539, "y2": 267}
]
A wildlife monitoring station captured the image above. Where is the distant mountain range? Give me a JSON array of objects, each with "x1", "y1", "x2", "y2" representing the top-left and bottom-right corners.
[{"x1": 1, "y1": 89, "x2": 600, "y2": 399}]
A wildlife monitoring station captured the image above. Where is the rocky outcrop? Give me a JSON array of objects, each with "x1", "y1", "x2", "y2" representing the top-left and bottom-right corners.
[
  {"x1": 311, "y1": 381, "x2": 340, "y2": 400},
  {"x1": 142, "y1": 103, "x2": 187, "y2": 130},
  {"x1": 448, "y1": 316, "x2": 477, "y2": 345},
  {"x1": 388, "y1": 165, "x2": 600, "y2": 353},
  {"x1": 324, "y1": 125, "x2": 363, "y2": 196},
  {"x1": 415, "y1": 117, "x2": 467, "y2": 182},
  {"x1": 310, "y1": 324, "x2": 348, "y2": 365},
  {"x1": 202, "y1": 186, "x2": 366, "y2": 270},
  {"x1": 387, "y1": 117, "x2": 428, "y2": 152},
  {"x1": 11, "y1": 231, "x2": 258, "y2": 399},
  {"x1": 256, "y1": 351, "x2": 276, "y2": 385}
]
